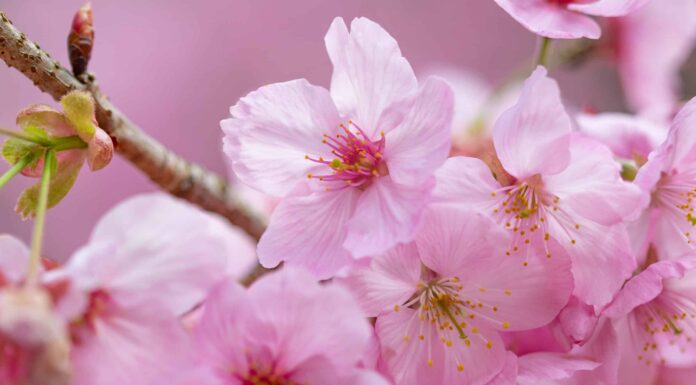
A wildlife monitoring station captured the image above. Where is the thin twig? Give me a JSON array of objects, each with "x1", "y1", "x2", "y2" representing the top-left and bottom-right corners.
[{"x1": 0, "y1": 11, "x2": 268, "y2": 282}]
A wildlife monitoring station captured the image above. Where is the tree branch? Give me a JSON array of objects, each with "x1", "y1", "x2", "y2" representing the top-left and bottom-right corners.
[{"x1": 0, "y1": 11, "x2": 268, "y2": 280}]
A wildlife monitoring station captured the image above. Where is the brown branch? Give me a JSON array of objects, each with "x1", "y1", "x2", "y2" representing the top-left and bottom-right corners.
[{"x1": 0, "y1": 11, "x2": 268, "y2": 282}]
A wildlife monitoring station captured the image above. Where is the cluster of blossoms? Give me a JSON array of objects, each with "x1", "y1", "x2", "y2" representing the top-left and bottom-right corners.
[{"x1": 3, "y1": 1, "x2": 696, "y2": 385}]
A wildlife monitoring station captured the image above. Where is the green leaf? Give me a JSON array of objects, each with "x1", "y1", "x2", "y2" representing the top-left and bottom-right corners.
[
  {"x1": 15, "y1": 153, "x2": 83, "y2": 219},
  {"x1": 2, "y1": 138, "x2": 42, "y2": 167}
]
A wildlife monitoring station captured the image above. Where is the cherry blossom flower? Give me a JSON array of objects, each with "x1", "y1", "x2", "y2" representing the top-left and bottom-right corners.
[
  {"x1": 0, "y1": 236, "x2": 71, "y2": 385},
  {"x1": 494, "y1": 0, "x2": 652, "y2": 39},
  {"x1": 610, "y1": 0, "x2": 696, "y2": 122},
  {"x1": 432, "y1": 66, "x2": 642, "y2": 310},
  {"x1": 633, "y1": 98, "x2": 696, "y2": 261},
  {"x1": 222, "y1": 17, "x2": 454, "y2": 278},
  {"x1": 604, "y1": 256, "x2": 696, "y2": 384},
  {"x1": 188, "y1": 267, "x2": 388, "y2": 385},
  {"x1": 345, "y1": 207, "x2": 573, "y2": 385},
  {"x1": 28, "y1": 193, "x2": 255, "y2": 385}
]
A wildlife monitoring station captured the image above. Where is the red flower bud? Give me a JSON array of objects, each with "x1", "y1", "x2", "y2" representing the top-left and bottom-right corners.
[{"x1": 67, "y1": 3, "x2": 94, "y2": 77}]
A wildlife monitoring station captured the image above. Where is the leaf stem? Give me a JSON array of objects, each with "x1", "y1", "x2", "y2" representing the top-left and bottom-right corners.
[
  {"x1": 52, "y1": 135, "x2": 87, "y2": 152},
  {"x1": 0, "y1": 153, "x2": 35, "y2": 189},
  {"x1": 26, "y1": 150, "x2": 54, "y2": 285},
  {"x1": 0, "y1": 127, "x2": 51, "y2": 145}
]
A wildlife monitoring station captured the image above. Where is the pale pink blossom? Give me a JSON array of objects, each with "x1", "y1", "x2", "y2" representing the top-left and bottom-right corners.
[
  {"x1": 610, "y1": 0, "x2": 696, "y2": 122},
  {"x1": 222, "y1": 17, "x2": 454, "y2": 278},
  {"x1": 432, "y1": 66, "x2": 642, "y2": 310},
  {"x1": 188, "y1": 267, "x2": 388, "y2": 385},
  {"x1": 604, "y1": 256, "x2": 696, "y2": 384},
  {"x1": 494, "y1": 0, "x2": 651, "y2": 40},
  {"x1": 633, "y1": 98, "x2": 696, "y2": 261},
  {"x1": 345, "y1": 207, "x2": 573, "y2": 385},
  {"x1": 575, "y1": 112, "x2": 668, "y2": 162},
  {"x1": 0, "y1": 236, "x2": 71, "y2": 385},
  {"x1": 40, "y1": 193, "x2": 253, "y2": 385}
]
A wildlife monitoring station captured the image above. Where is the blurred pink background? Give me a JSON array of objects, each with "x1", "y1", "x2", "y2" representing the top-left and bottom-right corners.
[{"x1": 0, "y1": 0, "x2": 629, "y2": 261}]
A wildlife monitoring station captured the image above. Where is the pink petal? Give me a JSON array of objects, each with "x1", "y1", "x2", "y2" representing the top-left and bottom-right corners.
[
  {"x1": 222, "y1": 79, "x2": 342, "y2": 197},
  {"x1": 246, "y1": 268, "x2": 371, "y2": 376},
  {"x1": 516, "y1": 352, "x2": 599, "y2": 384},
  {"x1": 415, "y1": 208, "x2": 508, "y2": 279},
  {"x1": 341, "y1": 243, "x2": 422, "y2": 317},
  {"x1": 493, "y1": 66, "x2": 572, "y2": 179},
  {"x1": 376, "y1": 308, "x2": 506, "y2": 385},
  {"x1": 494, "y1": 0, "x2": 601, "y2": 39},
  {"x1": 193, "y1": 279, "x2": 250, "y2": 378},
  {"x1": 566, "y1": 319, "x2": 620, "y2": 385},
  {"x1": 325, "y1": 17, "x2": 418, "y2": 138},
  {"x1": 575, "y1": 112, "x2": 668, "y2": 160},
  {"x1": 385, "y1": 76, "x2": 453, "y2": 186},
  {"x1": 71, "y1": 303, "x2": 192, "y2": 385},
  {"x1": 570, "y1": 0, "x2": 651, "y2": 16},
  {"x1": 63, "y1": 193, "x2": 235, "y2": 315},
  {"x1": 604, "y1": 257, "x2": 696, "y2": 318},
  {"x1": 257, "y1": 187, "x2": 359, "y2": 279},
  {"x1": 85, "y1": 128, "x2": 114, "y2": 172},
  {"x1": 344, "y1": 176, "x2": 434, "y2": 258},
  {"x1": 653, "y1": 209, "x2": 696, "y2": 261},
  {"x1": 566, "y1": 222, "x2": 636, "y2": 311},
  {"x1": 0, "y1": 235, "x2": 29, "y2": 283},
  {"x1": 555, "y1": 297, "x2": 599, "y2": 345},
  {"x1": 15, "y1": 104, "x2": 75, "y2": 137},
  {"x1": 615, "y1": 0, "x2": 696, "y2": 119},
  {"x1": 666, "y1": 97, "x2": 696, "y2": 170},
  {"x1": 545, "y1": 134, "x2": 645, "y2": 224},
  {"x1": 432, "y1": 156, "x2": 500, "y2": 210},
  {"x1": 335, "y1": 369, "x2": 391, "y2": 385},
  {"x1": 485, "y1": 352, "x2": 518, "y2": 385}
]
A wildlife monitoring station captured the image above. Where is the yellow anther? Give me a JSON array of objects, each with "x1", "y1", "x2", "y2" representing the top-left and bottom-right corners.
[
  {"x1": 502, "y1": 322, "x2": 510, "y2": 329},
  {"x1": 457, "y1": 364, "x2": 464, "y2": 372}
]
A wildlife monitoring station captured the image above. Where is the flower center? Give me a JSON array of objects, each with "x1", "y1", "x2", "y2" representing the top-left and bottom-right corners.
[
  {"x1": 69, "y1": 289, "x2": 111, "y2": 344},
  {"x1": 631, "y1": 292, "x2": 696, "y2": 366},
  {"x1": 654, "y1": 169, "x2": 696, "y2": 246},
  {"x1": 238, "y1": 363, "x2": 299, "y2": 385},
  {"x1": 393, "y1": 270, "x2": 512, "y2": 372},
  {"x1": 491, "y1": 175, "x2": 579, "y2": 262},
  {"x1": 305, "y1": 121, "x2": 387, "y2": 192}
]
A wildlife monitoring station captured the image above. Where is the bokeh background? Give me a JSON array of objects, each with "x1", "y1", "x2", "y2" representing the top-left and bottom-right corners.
[{"x1": 0, "y1": 0, "x2": 656, "y2": 261}]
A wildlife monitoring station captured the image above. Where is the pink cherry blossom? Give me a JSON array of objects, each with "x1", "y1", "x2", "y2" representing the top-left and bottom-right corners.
[
  {"x1": 604, "y1": 256, "x2": 696, "y2": 383},
  {"x1": 610, "y1": 0, "x2": 696, "y2": 122},
  {"x1": 0, "y1": 236, "x2": 71, "y2": 385},
  {"x1": 344, "y1": 207, "x2": 573, "y2": 385},
  {"x1": 40, "y1": 193, "x2": 253, "y2": 385},
  {"x1": 575, "y1": 112, "x2": 668, "y2": 162},
  {"x1": 222, "y1": 17, "x2": 454, "y2": 278},
  {"x1": 187, "y1": 267, "x2": 388, "y2": 385},
  {"x1": 432, "y1": 66, "x2": 642, "y2": 311},
  {"x1": 633, "y1": 98, "x2": 696, "y2": 261},
  {"x1": 494, "y1": 0, "x2": 651, "y2": 39}
]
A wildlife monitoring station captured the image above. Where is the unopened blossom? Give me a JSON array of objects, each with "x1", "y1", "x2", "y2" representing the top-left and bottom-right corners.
[
  {"x1": 0, "y1": 235, "x2": 71, "y2": 385},
  {"x1": 609, "y1": 0, "x2": 696, "y2": 121},
  {"x1": 5, "y1": 91, "x2": 114, "y2": 218},
  {"x1": 633, "y1": 98, "x2": 696, "y2": 261},
  {"x1": 188, "y1": 267, "x2": 388, "y2": 385},
  {"x1": 604, "y1": 256, "x2": 696, "y2": 385},
  {"x1": 32, "y1": 193, "x2": 255, "y2": 385},
  {"x1": 222, "y1": 17, "x2": 453, "y2": 278},
  {"x1": 432, "y1": 66, "x2": 642, "y2": 310},
  {"x1": 345, "y1": 208, "x2": 573, "y2": 385},
  {"x1": 494, "y1": 0, "x2": 651, "y2": 39}
]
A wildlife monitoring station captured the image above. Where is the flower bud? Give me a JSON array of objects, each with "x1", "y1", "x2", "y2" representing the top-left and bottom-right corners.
[
  {"x1": 68, "y1": 3, "x2": 94, "y2": 77},
  {"x1": 86, "y1": 128, "x2": 113, "y2": 171}
]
